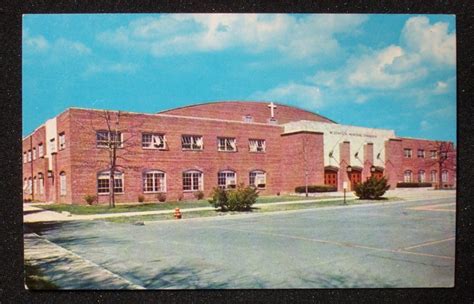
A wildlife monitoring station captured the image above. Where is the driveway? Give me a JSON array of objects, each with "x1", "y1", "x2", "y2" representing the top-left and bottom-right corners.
[{"x1": 25, "y1": 195, "x2": 455, "y2": 288}]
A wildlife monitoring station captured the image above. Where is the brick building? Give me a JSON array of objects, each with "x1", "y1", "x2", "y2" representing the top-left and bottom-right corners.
[{"x1": 22, "y1": 101, "x2": 456, "y2": 204}]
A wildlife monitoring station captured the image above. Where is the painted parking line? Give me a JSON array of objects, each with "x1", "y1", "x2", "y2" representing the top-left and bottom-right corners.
[
  {"x1": 206, "y1": 225, "x2": 454, "y2": 261},
  {"x1": 401, "y1": 237, "x2": 455, "y2": 251}
]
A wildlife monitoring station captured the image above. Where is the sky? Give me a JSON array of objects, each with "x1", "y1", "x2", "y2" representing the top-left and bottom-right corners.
[{"x1": 22, "y1": 14, "x2": 456, "y2": 142}]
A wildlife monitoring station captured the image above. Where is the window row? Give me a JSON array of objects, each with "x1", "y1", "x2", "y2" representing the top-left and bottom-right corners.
[
  {"x1": 95, "y1": 170, "x2": 267, "y2": 194},
  {"x1": 403, "y1": 148, "x2": 439, "y2": 159},
  {"x1": 403, "y1": 170, "x2": 448, "y2": 183},
  {"x1": 96, "y1": 131, "x2": 266, "y2": 152},
  {"x1": 23, "y1": 133, "x2": 66, "y2": 164}
]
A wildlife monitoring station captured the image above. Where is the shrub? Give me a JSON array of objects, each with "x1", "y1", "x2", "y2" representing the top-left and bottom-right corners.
[
  {"x1": 157, "y1": 193, "x2": 167, "y2": 202},
  {"x1": 209, "y1": 183, "x2": 258, "y2": 211},
  {"x1": 294, "y1": 185, "x2": 337, "y2": 193},
  {"x1": 354, "y1": 176, "x2": 390, "y2": 199},
  {"x1": 83, "y1": 195, "x2": 97, "y2": 205},
  {"x1": 396, "y1": 182, "x2": 433, "y2": 188},
  {"x1": 194, "y1": 191, "x2": 205, "y2": 200},
  {"x1": 137, "y1": 195, "x2": 145, "y2": 203}
]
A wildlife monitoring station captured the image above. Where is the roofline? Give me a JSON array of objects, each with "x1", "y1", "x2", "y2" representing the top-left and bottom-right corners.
[
  {"x1": 22, "y1": 108, "x2": 72, "y2": 141},
  {"x1": 397, "y1": 136, "x2": 454, "y2": 144},
  {"x1": 157, "y1": 100, "x2": 337, "y2": 124}
]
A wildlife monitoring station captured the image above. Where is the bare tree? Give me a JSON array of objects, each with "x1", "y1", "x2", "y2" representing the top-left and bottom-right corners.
[{"x1": 426, "y1": 141, "x2": 456, "y2": 189}]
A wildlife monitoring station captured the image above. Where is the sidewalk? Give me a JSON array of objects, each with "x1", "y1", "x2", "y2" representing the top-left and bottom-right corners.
[
  {"x1": 24, "y1": 188, "x2": 455, "y2": 223},
  {"x1": 24, "y1": 232, "x2": 144, "y2": 289}
]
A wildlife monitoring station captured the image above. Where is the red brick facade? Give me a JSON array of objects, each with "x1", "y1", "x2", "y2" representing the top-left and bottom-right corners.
[{"x1": 22, "y1": 102, "x2": 456, "y2": 204}]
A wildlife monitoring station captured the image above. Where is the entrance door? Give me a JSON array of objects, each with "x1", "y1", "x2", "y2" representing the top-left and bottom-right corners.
[
  {"x1": 324, "y1": 170, "x2": 338, "y2": 187},
  {"x1": 349, "y1": 171, "x2": 362, "y2": 190}
]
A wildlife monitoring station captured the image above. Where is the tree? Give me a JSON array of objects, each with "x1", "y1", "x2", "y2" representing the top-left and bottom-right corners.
[
  {"x1": 354, "y1": 176, "x2": 390, "y2": 199},
  {"x1": 425, "y1": 141, "x2": 456, "y2": 189}
]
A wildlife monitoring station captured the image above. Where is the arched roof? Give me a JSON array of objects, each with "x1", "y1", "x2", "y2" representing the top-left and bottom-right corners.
[{"x1": 158, "y1": 101, "x2": 336, "y2": 124}]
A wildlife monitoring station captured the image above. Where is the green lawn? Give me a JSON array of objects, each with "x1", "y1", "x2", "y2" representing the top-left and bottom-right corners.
[
  {"x1": 103, "y1": 197, "x2": 402, "y2": 224},
  {"x1": 33, "y1": 195, "x2": 337, "y2": 215}
]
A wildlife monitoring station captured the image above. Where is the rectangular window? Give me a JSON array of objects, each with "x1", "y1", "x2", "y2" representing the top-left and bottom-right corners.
[
  {"x1": 418, "y1": 171, "x2": 425, "y2": 182},
  {"x1": 218, "y1": 171, "x2": 237, "y2": 189},
  {"x1": 59, "y1": 173, "x2": 66, "y2": 196},
  {"x1": 404, "y1": 149, "x2": 412, "y2": 158},
  {"x1": 431, "y1": 170, "x2": 437, "y2": 182},
  {"x1": 97, "y1": 172, "x2": 124, "y2": 194},
  {"x1": 404, "y1": 171, "x2": 412, "y2": 182},
  {"x1": 23, "y1": 152, "x2": 27, "y2": 164},
  {"x1": 417, "y1": 149, "x2": 425, "y2": 158},
  {"x1": 59, "y1": 133, "x2": 66, "y2": 150},
  {"x1": 142, "y1": 133, "x2": 166, "y2": 149},
  {"x1": 250, "y1": 171, "x2": 266, "y2": 189},
  {"x1": 218, "y1": 137, "x2": 237, "y2": 152},
  {"x1": 38, "y1": 144, "x2": 44, "y2": 158},
  {"x1": 430, "y1": 150, "x2": 437, "y2": 159},
  {"x1": 49, "y1": 138, "x2": 56, "y2": 153},
  {"x1": 33, "y1": 148, "x2": 37, "y2": 160},
  {"x1": 442, "y1": 170, "x2": 448, "y2": 183},
  {"x1": 249, "y1": 139, "x2": 266, "y2": 152},
  {"x1": 39, "y1": 176, "x2": 44, "y2": 195},
  {"x1": 144, "y1": 171, "x2": 166, "y2": 192},
  {"x1": 183, "y1": 171, "x2": 203, "y2": 191},
  {"x1": 96, "y1": 131, "x2": 122, "y2": 148},
  {"x1": 181, "y1": 135, "x2": 203, "y2": 150},
  {"x1": 27, "y1": 179, "x2": 32, "y2": 194},
  {"x1": 440, "y1": 151, "x2": 448, "y2": 159},
  {"x1": 243, "y1": 115, "x2": 253, "y2": 123},
  {"x1": 27, "y1": 150, "x2": 32, "y2": 162}
]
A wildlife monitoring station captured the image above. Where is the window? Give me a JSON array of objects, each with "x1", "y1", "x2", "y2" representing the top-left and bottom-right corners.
[
  {"x1": 23, "y1": 179, "x2": 28, "y2": 193},
  {"x1": 430, "y1": 150, "x2": 437, "y2": 159},
  {"x1": 218, "y1": 171, "x2": 237, "y2": 189},
  {"x1": 404, "y1": 170, "x2": 412, "y2": 182},
  {"x1": 96, "y1": 131, "x2": 122, "y2": 148},
  {"x1": 181, "y1": 135, "x2": 203, "y2": 150},
  {"x1": 59, "y1": 172, "x2": 66, "y2": 196},
  {"x1": 182, "y1": 170, "x2": 203, "y2": 191},
  {"x1": 142, "y1": 133, "x2": 166, "y2": 149},
  {"x1": 143, "y1": 170, "x2": 166, "y2": 193},
  {"x1": 38, "y1": 173, "x2": 44, "y2": 195},
  {"x1": 243, "y1": 115, "x2": 253, "y2": 123},
  {"x1": 27, "y1": 177, "x2": 32, "y2": 194},
  {"x1": 249, "y1": 139, "x2": 266, "y2": 152},
  {"x1": 442, "y1": 170, "x2": 448, "y2": 183},
  {"x1": 27, "y1": 150, "x2": 32, "y2": 162},
  {"x1": 33, "y1": 148, "x2": 37, "y2": 160},
  {"x1": 440, "y1": 151, "x2": 448, "y2": 159},
  {"x1": 49, "y1": 138, "x2": 56, "y2": 153},
  {"x1": 218, "y1": 137, "x2": 237, "y2": 152},
  {"x1": 33, "y1": 176, "x2": 37, "y2": 194},
  {"x1": 59, "y1": 132, "x2": 66, "y2": 150},
  {"x1": 404, "y1": 149, "x2": 412, "y2": 158},
  {"x1": 250, "y1": 170, "x2": 266, "y2": 189},
  {"x1": 431, "y1": 170, "x2": 437, "y2": 182},
  {"x1": 23, "y1": 152, "x2": 27, "y2": 164},
  {"x1": 417, "y1": 149, "x2": 425, "y2": 158},
  {"x1": 38, "y1": 143, "x2": 44, "y2": 158},
  {"x1": 97, "y1": 171, "x2": 124, "y2": 194},
  {"x1": 418, "y1": 170, "x2": 425, "y2": 183}
]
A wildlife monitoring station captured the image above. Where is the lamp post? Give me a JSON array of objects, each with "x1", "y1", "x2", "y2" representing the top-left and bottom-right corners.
[{"x1": 344, "y1": 166, "x2": 352, "y2": 205}]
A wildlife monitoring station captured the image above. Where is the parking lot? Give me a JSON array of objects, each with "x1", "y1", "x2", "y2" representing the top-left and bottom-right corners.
[{"x1": 26, "y1": 196, "x2": 455, "y2": 288}]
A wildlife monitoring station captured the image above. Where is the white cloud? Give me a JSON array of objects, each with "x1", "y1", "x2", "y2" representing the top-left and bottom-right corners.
[
  {"x1": 23, "y1": 29, "x2": 91, "y2": 56},
  {"x1": 433, "y1": 80, "x2": 449, "y2": 94},
  {"x1": 98, "y1": 14, "x2": 368, "y2": 59},
  {"x1": 84, "y1": 62, "x2": 139, "y2": 75},
  {"x1": 401, "y1": 16, "x2": 456, "y2": 66},
  {"x1": 252, "y1": 82, "x2": 323, "y2": 108}
]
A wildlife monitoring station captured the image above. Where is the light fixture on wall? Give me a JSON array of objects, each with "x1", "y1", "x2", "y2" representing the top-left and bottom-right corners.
[
  {"x1": 370, "y1": 165, "x2": 376, "y2": 173},
  {"x1": 47, "y1": 170, "x2": 53, "y2": 178},
  {"x1": 346, "y1": 166, "x2": 352, "y2": 173}
]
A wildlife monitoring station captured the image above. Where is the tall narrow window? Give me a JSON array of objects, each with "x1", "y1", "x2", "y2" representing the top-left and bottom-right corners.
[
  {"x1": 143, "y1": 170, "x2": 166, "y2": 193},
  {"x1": 59, "y1": 132, "x2": 66, "y2": 150},
  {"x1": 249, "y1": 170, "x2": 266, "y2": 189},
  {"x1": 38, "y1": 173, "x2": 44, "y2": 195},
  {"x1": 418, "y1": 170, "x2": 425, "y2": 183},
  {"x1": 431, "y1": 170, "x2": 437, "y2": 182},
  {"x1": 249, "y1": 139, "x2": 266, "y2": 152},
  {"x1": 23, "y1": 152, "x2": 27, "y2": 164},
  {"x1": 27, "y1": 150, "x2": 32, "y2": 162},
  {"x1": 33, "y1": 176, "x2": 37, "y2": 195},
  {"x1": 38, "y1": 143, "x2": 44, "y2": 158},
  {"x1": 182, "y1": 135, "x2": 203, "y2": 150},
  {"x1": 182, "y1": 170, "x2": 203, "y2": 191},
  {"x1": 404, "y1": 170, "x2": 412, "y2": 182},
  {"x1": 33, "y1": 148, "x2": 37, "y2": 160},
  {"x1": 217, "y1": 137, "x2": 237, "y2": 152},
  {"x1": 217, "y1": 171, "x2": 237, "y2": 189},
  {"x1": 442, "y1": 170, "x2": 448, "y2": 183},
  {"x1": 49, "y1": 138, "x2": 57, "y2": 153},
  {"x1": 142, "y1": 133, "x2": 166, "y2": 149},
  {"x1": 97, "y1": 171, "x2": 124, "y2": 194},
  {"x1": 404, "y1": 149, "x2": 412, "y2": 158},
  {"x1": 27, "y1": 177, "x2": 32, "y2": 194},
  {"x1": 59, "y1": 172, "x2": 66, "y2": 196}
]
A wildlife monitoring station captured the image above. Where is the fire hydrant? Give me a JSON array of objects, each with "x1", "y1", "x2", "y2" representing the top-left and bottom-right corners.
[{"x1": 174, "y1": 207, "x2": 182, "y2": 219}]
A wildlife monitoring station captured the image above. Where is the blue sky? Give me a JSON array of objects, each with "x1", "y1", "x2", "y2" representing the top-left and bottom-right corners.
[{"x1": 23, "y1": 14, "x2": 456, "y2": 142}]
